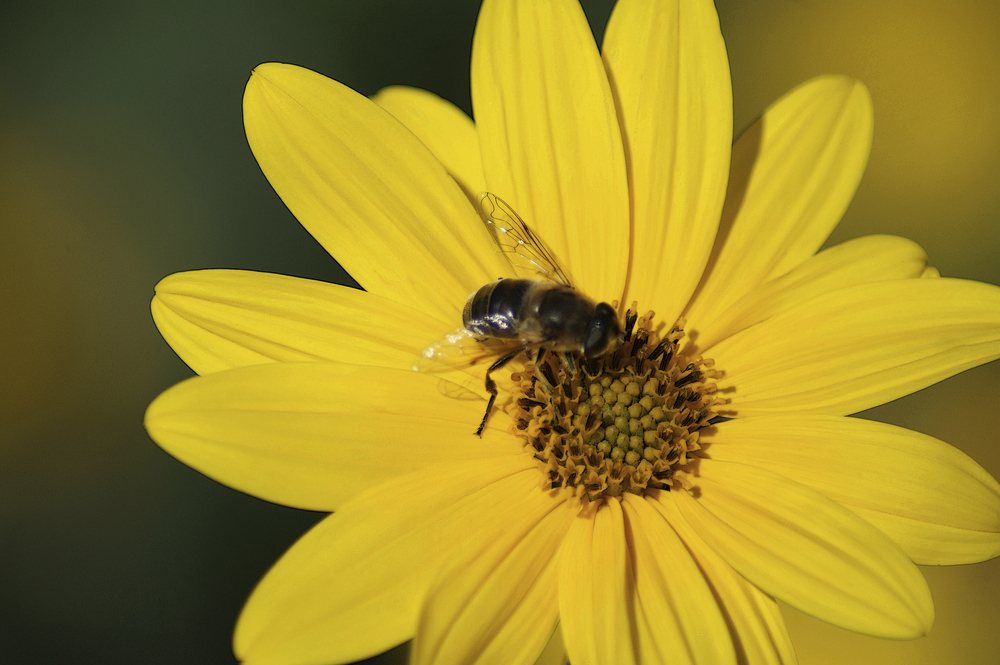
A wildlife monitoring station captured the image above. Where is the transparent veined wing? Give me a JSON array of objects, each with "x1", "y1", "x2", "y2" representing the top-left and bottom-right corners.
[
  {"x1": 479, "y1": 192, "x2": 575, "y2": 287},
  {"x1": 412, "y1": 326, "x2": 529, "y2": 374}
]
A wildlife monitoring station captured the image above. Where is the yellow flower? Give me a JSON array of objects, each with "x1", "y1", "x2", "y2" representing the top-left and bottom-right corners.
[{"x1": 144, "y1": 0, "x2": 1000, "y2": 664}]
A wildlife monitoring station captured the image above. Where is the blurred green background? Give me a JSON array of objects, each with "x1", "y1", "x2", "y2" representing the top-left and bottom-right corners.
[{"x1": 1, "y1": 1, "x2": 997, "y2": 664}]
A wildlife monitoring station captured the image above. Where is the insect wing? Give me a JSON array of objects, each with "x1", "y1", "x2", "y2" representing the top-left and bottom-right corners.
[
  {"x1": 479, "y1": 192, "x2": 574, "y2": 287},
  {"x1": 413, "y1": 326, "x2": 523, "y2": 373}
]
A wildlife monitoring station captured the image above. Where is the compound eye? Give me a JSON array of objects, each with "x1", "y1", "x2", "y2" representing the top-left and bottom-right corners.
[{"x1": 583, "y1": 303, "x2": 622, "y2": 358}]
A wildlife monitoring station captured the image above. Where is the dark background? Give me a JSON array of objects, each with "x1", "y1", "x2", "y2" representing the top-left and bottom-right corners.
[{"x1": 2, "y1": 1, "x2": 998, "y2": 664}]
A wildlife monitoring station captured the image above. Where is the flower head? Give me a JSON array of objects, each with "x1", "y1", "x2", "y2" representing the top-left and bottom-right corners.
[{"x1": 145, "y1": 0, "x2": 1000, "y2": 663}]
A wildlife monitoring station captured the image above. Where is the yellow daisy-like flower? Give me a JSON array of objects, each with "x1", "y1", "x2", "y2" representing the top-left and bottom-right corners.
[{"x1": 145, "y1": 0, "x2": 1000, "y2": 663}]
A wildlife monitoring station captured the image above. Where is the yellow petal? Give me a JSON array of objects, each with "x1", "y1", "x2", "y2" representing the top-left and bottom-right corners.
[
  {"x1": 533, "y1": 626, "x2": 567, "y2": 665},
  {"x1": 702, "y1": 415, "x2": 1000, "y2": 565},
  {"x1": 243, "y1": 63, "x2": 509, "y2": 321},
  {"x1": 602, "y1": 0, "x2": 733, "y2": 324},
  {"x1": 234, "y1": 457, "x2": 539, "y2": 665},
  {"x1": 372, "y1": 85, "x2": 487, "y2": 202},
  {"x1": 675, "y1": 459, "x2": 934, "y2": 638},
  {"x1": 152, "y1": 269, "x2": 449, "y2": 375},
  {"x1": 558, "y1": 501, "x2": 633, "y2": 665},
  {"x1": 651, "y1": 494, "x2": 797, "y2": 665},
  {"x1": 685, "y1": 76, "x2": 873, "y2": 331},
  {"x1": 144, "y1": 362, "x2": 524, "y2": 512},
  {"x1": 621, "y1": 494, "x2": 736, "y2": 665},
  {"x1": 471, "y1": 0, "x2": 629, "y2": 301},
  {"x1": 412, "y1": 490, "x2": 575, "y2": 665},
  {"x1": 692, "y1": 234, "x2": 927, "y2": 352},
  {"x1": 712, "y1": 278, "x2": 1000, "y2": 416}
]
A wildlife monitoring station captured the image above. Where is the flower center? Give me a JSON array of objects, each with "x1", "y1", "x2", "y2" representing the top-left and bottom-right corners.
[{"x1": 504, "y1": 306, "x2": 724, "y2": 501}]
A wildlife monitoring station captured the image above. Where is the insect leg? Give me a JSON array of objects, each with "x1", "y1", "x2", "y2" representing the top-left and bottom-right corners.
[
  {"x1": 562, "y1": 352, "x2": 577, "y2": 377},
  {"x1": 476, "y1": 347, "x2": 525, "y2": 437},
  {"x1": 534, "y1": 347, "x2": 554, "y2": 396}
]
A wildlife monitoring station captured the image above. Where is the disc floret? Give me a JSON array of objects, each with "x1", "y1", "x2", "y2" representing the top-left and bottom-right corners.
[{"x1": 506, "y1": 307, "x2": 725, "y2": 501}]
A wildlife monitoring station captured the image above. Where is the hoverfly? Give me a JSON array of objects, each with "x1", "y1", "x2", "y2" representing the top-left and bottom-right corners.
[{"x1": 415, "y1": 193, "x2": 623, "y2": 436}]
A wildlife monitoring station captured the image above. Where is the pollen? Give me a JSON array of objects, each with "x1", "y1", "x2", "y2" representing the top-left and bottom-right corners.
[{"x1": 505, "y1": 306, "x2": 726, "y2": 501}]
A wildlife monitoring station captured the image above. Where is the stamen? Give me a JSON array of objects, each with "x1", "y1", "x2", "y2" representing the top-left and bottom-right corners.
[{"x1": 624, "y1": 309, "x2": 638, "y2": 342}]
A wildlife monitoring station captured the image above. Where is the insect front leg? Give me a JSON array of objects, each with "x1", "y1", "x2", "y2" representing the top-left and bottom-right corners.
[
  {"x1": 561, "y1": 352, "x2": 577, "y2": 377},
  {"x1": 476, "y1": 347, "x2": 524, "y2": 437}
]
